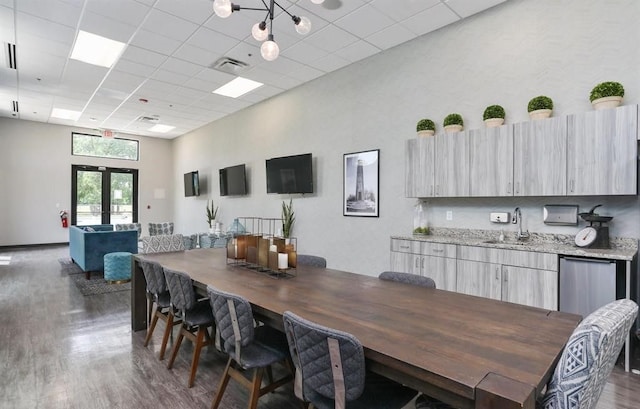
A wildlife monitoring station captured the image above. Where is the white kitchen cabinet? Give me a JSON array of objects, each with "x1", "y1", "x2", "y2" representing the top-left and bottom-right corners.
[
  {"x1": 468, "y1": 125, "x2": 514, "y2": 196},
  {"x1": 513, "y1": 116, "x2": 567, "y2": 196},
  {"x1": 434, "y1": 131, "x2": 469, "y2": 197},
  {"x1": 567, "y1": 104, "x2": 638, "y2": 195},
  {"x1": 502, "y1": 265, "x2": 558, "y2": 310},
  {"x1": 405, "y1": 138, "x2": 435, "y2": 197},
  {"x1": 456, "y1": 259, "x2": 502, "y2": 300}
]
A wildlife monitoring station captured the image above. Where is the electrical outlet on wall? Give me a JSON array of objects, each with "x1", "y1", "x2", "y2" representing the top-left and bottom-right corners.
[{"x1": 446, "y1": 211, "x2": 453, "y2": 221}]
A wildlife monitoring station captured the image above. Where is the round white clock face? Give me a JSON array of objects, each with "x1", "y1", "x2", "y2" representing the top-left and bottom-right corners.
[{"x1": 575, "y1": 227, "x2": 597, "y2": 247}]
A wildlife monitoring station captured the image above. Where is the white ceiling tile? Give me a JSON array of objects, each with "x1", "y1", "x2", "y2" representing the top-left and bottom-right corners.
[
  {"x1": 334, "y1": 5, "x2": 395, "y2": 39},
  {"x1": 0, "y1": 5, "x2": 15, "y2": 42},
  {"x1": 370, "y1": 0, "x2": 440, "y2": 22},
  {"x1": 305, "y1": 24, "x2": 359, "y2": 53},
  {"x1": 140, "y1": 8, "x2": 200, "y2": 42},
  {"x1": 184, "y1": 27, "x2": 238, "y2": 54},
  {"x1": 152, "y1": 69, "x2": 191, "y2": 86},
  {"x1": 444, "y1": 0, "x2": 507, "y2": 18},
  {"x1": 62, "y1": 60, "x2": 109, "y2": 86},
  {"x1": 120, "y1": 45, "x2": 168, "y2": 68},
  {"x1": 334, "y1": 40, "x2": 380, "y2": 63},
  {"x1": 309, "y1": 53, "x2": 351, "y2": 73},
  {"x1": 102, "y1": 70, "x2": 146, "y2": 93},
  {"x1": 153, "y1": 0, "x2": 213, "y2": 25},
  {"x1": 366, "y1": 23, "x2": 416, "y2": 50},
  {"x1": 17, "y1": 51, "x2": 66, "y2": 82},
  {"x1": 0, "y1": 0, "x2": 14, "y2": 8},
  {"x1": 78, "y1": 11, "x2": 138, "y2": 43},
  {"x1": 85, "y1": 0, "x2": 150, "y2": 27},
  {"x1": 281, "y1": 41, "x2": 329, "y2": 65},
  {"x1": 17, "y1": 32, "x2": 71, "y2": 59},
  {"x1": 16, "y1": 0, "x2": 81, "y2": 27},
  {"x1": 16, "y1": 12, "x2": 75, "y2": 45},
  {"x1": 403, "y1": 3, "x2": 460, "y2": 36},
  {"x1": 172, "y1": 44, "x2": 220, "y2": 67},
  {"x1": 130, "y1": 29, "x2": 182, "y2": 55},
  {"x1": 113, "y1": 59, "x2": 157, "y2": 78},
  {"x1": 205, "y1": 10, "x2": 256, "y2": 41},
  {"x1": 296, "y1": 0, "x2": 367, "y2": 21},
  {"x1": 161, "y1": 57, "x2": 204, "y2": 76}
]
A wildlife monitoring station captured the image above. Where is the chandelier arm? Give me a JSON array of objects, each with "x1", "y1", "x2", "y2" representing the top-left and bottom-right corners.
[{"x1": 272, "y1": 0, "x2": 296, "y2": 19}]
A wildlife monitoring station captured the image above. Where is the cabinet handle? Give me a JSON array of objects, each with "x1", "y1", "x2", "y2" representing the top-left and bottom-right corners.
[
  {"x1": 515, "y1": 182, "x2": 520, "y2": 194},
  {"x1": 570, "y1": 179, "x2": 574, "y2": 192},
  {"x1": 400, "y1": 245, "x2": 410, "y2": 250},
  {"x1": 496, "y1": 267, "x2": 500, "y2": 280},
  {"x1": 507, "y1": 182, "x2": 512, "y2": 194},
  {"x1": 415, "y1": 258, "x2": 419, "y2": 268},
  {"x1": 436, "y1": 185, "x2": 440, "y2": 196},
  {"x1": 432, "y1": 249, "x2": 444, "y2": 253},
  {"x1": 430, "y1": 185, "x2": 434, "y2": 196},
  {"x1": 421, "y1": 258, "x2": 425, "y2": 268}
]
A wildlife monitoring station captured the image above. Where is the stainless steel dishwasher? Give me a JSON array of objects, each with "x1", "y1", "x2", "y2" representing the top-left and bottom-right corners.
[{"x1": 559, "y1": 256, "x2": 620, "y2": 318}]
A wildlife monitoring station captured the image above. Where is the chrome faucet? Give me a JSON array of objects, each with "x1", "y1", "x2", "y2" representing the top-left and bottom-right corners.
[{"x1": 512, "y1": 207, "x2": 530, "y2": 240}]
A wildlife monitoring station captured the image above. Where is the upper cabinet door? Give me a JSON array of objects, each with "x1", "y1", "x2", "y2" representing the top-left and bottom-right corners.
[
  {"x1": 405, "y1": 138, "x2": 435, "y2": 197},
  {"x1": 567, "y1": 105, "x2": 638, "y2": 196},
  {"x1": 434, "y1": 131, "x2": 469, "y2": 197},
  {"x1": 469, "y1": 126, "x2": 514, "y2": 196},
  {"x1": 513, "y1": 117, "x2": 567, "y2": 196}
]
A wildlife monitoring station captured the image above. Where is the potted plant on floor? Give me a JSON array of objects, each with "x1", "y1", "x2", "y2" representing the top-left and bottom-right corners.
[
  {"x1": 443, "y1": 113, "x2": 463, "y2": 133},
  {"x1": 416, "y1": 118, "x2": 435, "y2": 137},
  {"x1": 206, "y1": 200, "x2": 218, "y2": 234},
  {"x1": 527, "y1": 95, "x2": 553, "y2": 120},
  {"x1": 483, "y1": 104, "x2": 506, "y2": 127},
  {"x1": 590, "y1": 81, "x2": 624, "y2": 110}
]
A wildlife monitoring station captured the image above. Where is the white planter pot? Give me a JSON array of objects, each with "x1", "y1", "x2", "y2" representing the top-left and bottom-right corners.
[
  {"x1": 528, "y1": 109, "x2": 552, "y2": 120},
  {"x1": 591, "y1": 96, "x2": 622, "y2": 110},
  {"x1": 417, "y1": 130, "x2": 435, "y2": 138},
  {"x1": 443, "y1": 124, "x2": 463, "y2": 133},
  {"x1": 484, "y1": 118, "x2": 505, "y2": 128}
]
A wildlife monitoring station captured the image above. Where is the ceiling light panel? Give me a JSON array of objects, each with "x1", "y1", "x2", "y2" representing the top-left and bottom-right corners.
[
  {"x1": 70, "y1": 30, "x2": 126, "y2": 68},
  {"x1": 51, "y1": 108, "x2": 82, "y2": 121},
  {"x1": 149, "y1": 124, "x2": 175, "y2": 133},
  {"x1": 213, "y1": 77, "x2": 264, "y2": 98}
]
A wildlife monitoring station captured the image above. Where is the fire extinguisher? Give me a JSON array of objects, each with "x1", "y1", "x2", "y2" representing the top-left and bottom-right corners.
[{"x1": 60, "y1": 210, "x2": 69, "y2": 228}]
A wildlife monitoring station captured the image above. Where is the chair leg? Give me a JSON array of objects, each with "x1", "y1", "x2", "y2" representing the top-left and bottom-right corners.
[
  {"x1": 167, "y1": 329, "x2": 185, "y2": 370},
  {"x1": 211, "y1": 358, "x2": 233, "y2": 409},
  {"x1": 188, "y1": 327, "x2": 207, "y2": 388},
  {"x1": 248, "y1": 367, "x2": 265, "y2": 409},
  {"x1": 143, "y1": 303, "x2": 159, "y2": 347},
  {"x1": 158, "y1": 311, "x2": 174, "y2": 360}
]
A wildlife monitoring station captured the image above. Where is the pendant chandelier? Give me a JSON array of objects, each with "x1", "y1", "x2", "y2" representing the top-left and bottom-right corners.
[{"x1": 212, "y1": 0, "x2": 325, "y2": 61}]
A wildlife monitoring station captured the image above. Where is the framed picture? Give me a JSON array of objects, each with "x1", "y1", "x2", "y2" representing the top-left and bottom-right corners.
[{"x1": 343, "y1": 149, "x2": 379, "y2": 217}]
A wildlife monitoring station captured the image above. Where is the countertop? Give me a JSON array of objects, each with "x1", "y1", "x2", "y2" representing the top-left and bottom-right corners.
[{"x1": 391, "y1": 228, "x2": 638, "y2": 261}]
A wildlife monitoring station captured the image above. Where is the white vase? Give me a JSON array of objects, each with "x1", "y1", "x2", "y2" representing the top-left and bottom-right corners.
[
  {"x1": 417, "y1": 130, "x2": 435, "y2": 138},
  {"x1": 484, "y1": 118, "x2": 504, "y2": 128},
  {"x1": 591, "y1": 96, "x2": 622, "y2": 110},
  {"x1": 529, "y1": 109, "x2": 552, "y2": 120},
  {"x1": 444, "y1": 124, "x2": 463, "y2": 133},
  {"x1": 208, "y1": 227, "x2": 215, "y2": 234}
]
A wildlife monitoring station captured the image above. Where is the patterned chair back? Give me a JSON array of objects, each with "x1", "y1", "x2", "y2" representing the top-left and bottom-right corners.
[
  {"x1": 539, "y1": 299, "x2": 638, "y2": 409},
  {"x1": 296, "y1": 254, "x2": 327, "y2": 268},
  {"x1": 207, "y1": 286, "x2": 256, "y2": 360},
  {"x1": 164, "y1": 268, "x2": 197, "y2": 313},
  {"x1": 142, "y1": 234, "x2": 185, "y2": 253},
  {"x1": 379, "y1": 271, "x2": 436, "y2": 288},
  {"x1": 139, "y1": 260, "x2": 166, "y2": 296},
  {"x1": 115, "y1": 223, "x2": 142, "y2": 239},
  {"x1": 283, "y1": 311, "x2": 366, "y2": 405},
  {"x1": 148, "y1": 222, "x2": 174, "y2": 236}
]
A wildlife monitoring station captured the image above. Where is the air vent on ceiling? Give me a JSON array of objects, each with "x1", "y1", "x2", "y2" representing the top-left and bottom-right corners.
[
  {"x1": 5, "y1": 42, "x2": 17, "y2": 69},
  {"x1": 12, "y1": 100, "x2": 18, "y2": 113},
  {"x1": 210, "y1": 57, "x2": 249, "y2": 75},
  {"x1": 136, "y1": 115, "x2": 159, "y2": 124}
]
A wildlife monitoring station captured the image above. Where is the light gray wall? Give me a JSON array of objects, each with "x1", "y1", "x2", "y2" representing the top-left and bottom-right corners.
[
  {"x1": 173, "y1": 0, "x2": 640, "y2": 276},
  {"x1": 0, "y1": 118, "x2": 174, "y2": 246}
]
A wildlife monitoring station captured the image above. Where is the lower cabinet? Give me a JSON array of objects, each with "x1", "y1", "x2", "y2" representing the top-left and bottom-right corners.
[
  {"x1": 456, "y1": 260, "x2": 502, "y2": 300},
  {"x1": 502, "y1": 265, "x2": 558, "y2": 310}
]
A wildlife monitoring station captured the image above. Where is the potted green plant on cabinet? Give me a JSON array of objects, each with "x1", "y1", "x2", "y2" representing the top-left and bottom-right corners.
[
  {"x1": 416, "y1": 118, "x2": 435, "y2": 137},
  {"x1": 527, "y1": 96, "x2": 553, "y2": 120},
  {"x1": 282, "y1": 199, "x2": 295, "y2": 239},
  {"x1": 206, "y1": 200, "x2": 218, "y2": 234},
  {"x1": 590, "y1": 81, "x2": 624, "y2": 110},
  {"x1": 443, "y1": 113, "x2": 463, "y2": 133},
  {"x1": 483, "y1": 105, "x2": 506, "y2": 127}
]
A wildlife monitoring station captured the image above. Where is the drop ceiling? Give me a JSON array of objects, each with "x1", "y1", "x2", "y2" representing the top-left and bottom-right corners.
[{"x1": 0, "y1": 0, "x2": 507, "y2": 139}]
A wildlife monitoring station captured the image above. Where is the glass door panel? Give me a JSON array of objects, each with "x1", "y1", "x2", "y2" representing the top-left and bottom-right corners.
[
  {"x1": 74, "y1": 169, "x2": 103, "y2": 226},
  {"x1": 110, "y1": 172, "x2": 134, "y2": 225}
]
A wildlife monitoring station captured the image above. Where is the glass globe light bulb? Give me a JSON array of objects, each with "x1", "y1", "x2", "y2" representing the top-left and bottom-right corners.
[
  {"x1": 261, "y1": 39, "x2": 279, "y2": 61},
  {"x1": 295, "y1": 16, "x2": 312, "y2": 35},
  {"x1": 311, "y1": 0, "x2": 325, "y2": 4},
  {"x1": 213, "y1": 0, "x2": 233, "y2": 18},
  {"x1": 252, "y1": 22, "x2": 269, "y2": 41}
]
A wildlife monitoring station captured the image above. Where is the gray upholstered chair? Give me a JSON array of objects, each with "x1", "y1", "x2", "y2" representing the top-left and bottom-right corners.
[
  {"x1": 296, "y1": 254, "x2": 327, "y2": 268},
  {"x1": 415, "y1": 299, "x2": 639, "y2": 409},
  {"x1": 164, "y1": 268, "x2": 215, "y2": 388},
  {"x1": 207, "y1": 286, "x2": 293, "y2": 409},
  {"x1": 283, "y1": 311, "x2": 417, "y2": 409},
  {"x1": 148, "y1": 222, "x2": 174, "y2": 236},
  {"x1": 379, "y1": 271, "x2": 436, "y2": 288},
  {"x1": 141, "y1": 234, "x2": 185, "y2": 253},
  {"x1": 182, "y1": 233, "x2": 197, "y2": 250},
  {"x1": 140, "y1": 260, "x2": 180, "y2": 360},
  {"x1": 115, "y1": 222, "x2": 142, "y2": 239}
]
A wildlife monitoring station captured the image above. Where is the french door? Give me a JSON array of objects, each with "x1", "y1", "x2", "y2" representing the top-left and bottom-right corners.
[{"x1": 71, "y1": 165, "x2": 138, "y2": 226}]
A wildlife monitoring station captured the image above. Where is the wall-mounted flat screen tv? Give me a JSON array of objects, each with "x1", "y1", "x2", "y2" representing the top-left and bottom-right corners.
[
  {"x1": 219, "y1": 164, "x2": 247, "y2": 196},
  {"x1": 184, "y1": 171, "x2": 200, "y2": 197},
  {"x1": 265, "y1": 153, "x2": 313, "y2": 194}
]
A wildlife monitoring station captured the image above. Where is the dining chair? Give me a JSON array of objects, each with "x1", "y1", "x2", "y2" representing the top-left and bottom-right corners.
[
  {"x1": 415, "y1": 298, "x2": 639, "y2": 409},
  {"x1": 296, "y1": 254, "x2": 327, "y2": 268},
  {"x1": 283, "y1": 310, "x2": 417, "y2": 409},
  {"x1": 139, "y1": 260, "x2": 181, "y2": 360},
  {"x1": 207, "y1": 286, "x2": 294, "y2": 409},
  {"x1": 164, "y1": 268, "x2": 215, "y2": 388},
  {"x1": 379, "y1": 271, "x2": 436, "y2": 289}
]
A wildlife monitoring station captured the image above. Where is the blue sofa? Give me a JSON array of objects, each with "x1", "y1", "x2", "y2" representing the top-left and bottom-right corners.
[{"x1": 69, "y1": 224, "x2": 138, "y2": 279}]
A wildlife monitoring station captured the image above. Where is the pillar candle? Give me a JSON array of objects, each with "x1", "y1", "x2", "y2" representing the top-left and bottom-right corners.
[{"x1": 278, "y1": 253, "x2": 288, "y2": 269}]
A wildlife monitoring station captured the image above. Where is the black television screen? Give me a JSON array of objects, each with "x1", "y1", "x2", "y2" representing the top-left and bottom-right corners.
[
  {"x1": 184, "y1": 171, "x2": 200, "y2": 197},
  {"x1": 265, "y1": 153, "x2": 313, "y2": 194},
  {"x1": 219, "y1": 164, "x2": 247, "y2": 196}
]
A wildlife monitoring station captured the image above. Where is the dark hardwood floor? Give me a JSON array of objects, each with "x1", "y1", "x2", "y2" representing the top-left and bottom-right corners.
[{"x1": 0, "y1": 245, "x2": 638, "y2": 409}]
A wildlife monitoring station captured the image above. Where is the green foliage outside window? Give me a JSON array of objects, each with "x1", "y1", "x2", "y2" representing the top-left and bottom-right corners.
[{"x1": 72, "y1": 133, "x2": 139, "y2": 161}]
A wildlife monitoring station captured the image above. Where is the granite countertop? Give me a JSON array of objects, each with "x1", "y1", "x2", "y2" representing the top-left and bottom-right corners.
[{"x1": 392, "y1": 228, "x2": 638, "y2": 261}]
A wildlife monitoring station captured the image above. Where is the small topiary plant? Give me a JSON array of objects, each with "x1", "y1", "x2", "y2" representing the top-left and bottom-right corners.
[
  {"x1": 527, "y1": 96, "x2": 553, "y2": 112},
  {"x1": 443, "y1": 113, "x2": 463, "y2": 127},
  {"x1": 590, "y1": 81, "x2": 624, "y2": 102},
  {"x1": 416, "y1": 119, "x2": 435, "y2": 132},
  {"x1": 483, "y1": 105, "x2": 505, "y2": 120}
]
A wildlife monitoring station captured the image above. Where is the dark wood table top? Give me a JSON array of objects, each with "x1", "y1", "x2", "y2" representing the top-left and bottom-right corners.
[{"x1": 133, "y1": 248, "x2": 580, "y2": 409}]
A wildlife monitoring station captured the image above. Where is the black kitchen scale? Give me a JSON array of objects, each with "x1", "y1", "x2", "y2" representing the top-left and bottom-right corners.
[{"x1": 574, "y1": 205, "x2": 613, "y2": 249}]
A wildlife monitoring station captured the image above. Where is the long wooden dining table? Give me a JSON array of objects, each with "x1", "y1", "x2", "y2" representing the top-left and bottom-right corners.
[{"x1": 131, "y1": 248, "x2": 580, "y2": 409}]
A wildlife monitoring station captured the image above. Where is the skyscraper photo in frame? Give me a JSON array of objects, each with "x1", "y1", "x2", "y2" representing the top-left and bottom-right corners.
[{"x1": 343, "y1": 149, "x2": 379, "y2": 217}]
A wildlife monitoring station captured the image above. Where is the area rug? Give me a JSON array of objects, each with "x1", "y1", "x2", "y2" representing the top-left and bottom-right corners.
[{"x1": 69, "y1": 272, "x2": 131, "y2": 296}]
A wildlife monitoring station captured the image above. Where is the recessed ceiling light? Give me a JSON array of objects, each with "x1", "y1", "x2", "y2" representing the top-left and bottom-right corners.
[
  {"x1": 213, "y1": 77, "x2": 263, "y2": 98},
  {"x1": 70, "y1": 30, "x2": 126, "y2": 68},
  {"x1": 51, "y1": 108, "x2": 81, "y2": 121},
  {"x1": 149, "y1": 124, "x2": 175, "y2": 133}
]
